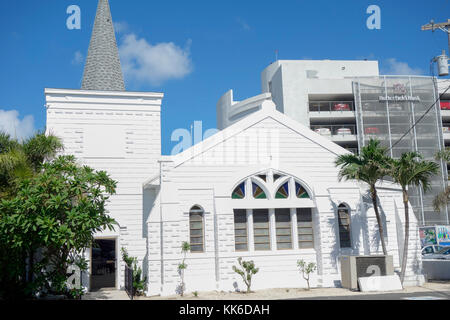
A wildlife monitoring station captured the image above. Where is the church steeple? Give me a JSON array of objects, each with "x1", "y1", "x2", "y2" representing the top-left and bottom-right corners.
[{"x1": 81, "y1": 0, "x2": 125, "y2": 91}]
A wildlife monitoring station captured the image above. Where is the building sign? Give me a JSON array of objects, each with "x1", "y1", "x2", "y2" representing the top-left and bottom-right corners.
[{"x1": 379, "y1": 95, "x2": 421, "y2": 102}]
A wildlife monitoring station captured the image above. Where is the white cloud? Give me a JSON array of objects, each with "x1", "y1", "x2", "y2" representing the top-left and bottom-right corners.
[
  {"x1": 0, "y1": 109, "x2": 35, "y2": 141},
  {"x1": 381, "y1": 58, "x2": 424, "y2": 75},
  {"x1": 71, "y1": 51, "x2": 84, "y2": 65},
  {"x1": 114, "y1": 21, "x2": 129, "y2": 34},
  {"x1": 119, "y1": 34, "x2": 193, "y2": 86},
  {"x1": 236, "y1": 17, "x2": 251, "y2": 31}
]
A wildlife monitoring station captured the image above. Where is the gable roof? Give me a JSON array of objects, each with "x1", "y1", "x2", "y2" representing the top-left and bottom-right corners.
[{"x1": 168, "y1": 106, "x2": 351, "y2": 168}]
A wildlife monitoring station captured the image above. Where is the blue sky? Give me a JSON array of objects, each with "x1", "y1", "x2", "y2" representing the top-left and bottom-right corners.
[{"x1": 0, "y1": 0, "x2": 449, "y2": 154}]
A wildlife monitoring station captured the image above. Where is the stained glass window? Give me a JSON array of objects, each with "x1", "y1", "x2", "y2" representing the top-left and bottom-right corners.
[
  {"x1": 252, "y1": 182, "x2": 267, "y2": 199},
  {"x1": 257, "y1": 175, "x2": 267, "y2": 182},
  {"x1": 275, "y1": 182, "x2": 289, "y2": 199},
  {"x1": 232, "y1": 182, "x2": 246, "y2": 199},
  {"x1": 295, "y1": 182, "x2": 310, "y2": 199},
  {"x1": 273, "y1": 174, "x2": 284, "y2": 182}
]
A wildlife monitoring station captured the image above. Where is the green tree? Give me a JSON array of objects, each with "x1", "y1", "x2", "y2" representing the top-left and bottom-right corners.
[
  {"x1": 177, "y1": 241, "x2": 191, "y2": 296},
  {"x1": 335, "y1": 139, "x2": 390, "y2": 255},
  {"x1": 0, "y1": 131, "x2": 63, "y2": 198},
  {"x1": 121, "y1": 248, "x2": 147, "y2": 297},
  {"x1": 232, "y1": 257, "x2": 259, "y2": 293},
  {"x1": 389, "y1": 152, "x2": 439, "y2": 284},
  {"x1": 0, "y1": 155, "x2": 117, "y2": 298},
  {"x1": 297, "y1": 259, "x2": 317, "y2": 290}
]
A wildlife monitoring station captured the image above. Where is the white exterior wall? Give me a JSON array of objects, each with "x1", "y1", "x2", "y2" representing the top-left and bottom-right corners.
[
  {"x1": 45, "y1": 88, "x2": 163, "y2": 290},
  {"x1": 218, "y1": 60, "x2": 380, "y2": 130},
  {"x1": 146, "y1": 109, "x2": 423, "y2": 296},
  {"x1": 261, "y1": 60, "x2": 380, "y2": 127}
]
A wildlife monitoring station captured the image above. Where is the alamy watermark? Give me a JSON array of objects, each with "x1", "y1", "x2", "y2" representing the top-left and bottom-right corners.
[
  {"x1": 366, "y1": 5, "x2": 381, "y2": 30},
  {"x1": 66, "y1": 5, "x2": 81, "y2": 30},
  {"x1": 171, "y1": 121, "x2": 281, "y2": 168}
]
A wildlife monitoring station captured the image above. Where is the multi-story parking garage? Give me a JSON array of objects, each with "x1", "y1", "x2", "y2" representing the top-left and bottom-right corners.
[{"x1": 217, "y1": 60, "x2": 450, "y2": 226}]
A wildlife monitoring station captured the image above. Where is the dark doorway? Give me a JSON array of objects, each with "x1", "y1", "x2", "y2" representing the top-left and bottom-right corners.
[{"x1": 91, "y1": 239, "x2": 116, "y2": 291}]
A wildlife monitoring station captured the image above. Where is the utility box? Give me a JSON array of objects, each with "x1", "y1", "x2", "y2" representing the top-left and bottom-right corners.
[{"x1": 340, "y1": 255, "x2": 394, "y2": 290}]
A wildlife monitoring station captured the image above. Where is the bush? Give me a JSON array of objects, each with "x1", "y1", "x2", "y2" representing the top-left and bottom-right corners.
[{"x1": 121, "y1": 248, "x2": 147, "y2": 297}]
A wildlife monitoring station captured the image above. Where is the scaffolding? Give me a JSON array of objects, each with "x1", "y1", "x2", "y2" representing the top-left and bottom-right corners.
[{"x1": 353, "y1": 76, "x2": 449, "y2": 226}]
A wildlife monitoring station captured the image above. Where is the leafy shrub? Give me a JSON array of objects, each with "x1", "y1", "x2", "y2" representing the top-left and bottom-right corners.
[
  {"x1": 297, "y1": 259, "x2": 317, "y2": 290},
  {"x1": 121, "y1": 248, "x2": 147, "y2": 297},
  {"x1": 232, "y1": 257, "x2": 259, "y2": 293}
]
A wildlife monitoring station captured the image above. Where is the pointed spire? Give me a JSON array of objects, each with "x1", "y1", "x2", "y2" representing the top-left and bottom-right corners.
[{"x1": 81, "y1": 0, "x2": 125, "y2": 91}]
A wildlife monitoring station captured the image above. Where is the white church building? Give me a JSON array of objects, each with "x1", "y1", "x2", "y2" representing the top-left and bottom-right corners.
[{"x1": 45, "y1": 0, "x2": 424, "y2": 296}]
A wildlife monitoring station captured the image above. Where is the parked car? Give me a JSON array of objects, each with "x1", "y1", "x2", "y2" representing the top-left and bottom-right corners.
[
  {"x1": 314, "y1": 128, "x2": 332, "y2": 136},
  {"x1": 333, "y1": 104, "x2": 351, "y2": 111},
  {"x1": 422, "y1": 245, "x2": 444, "y2": 256},
  {"x1": 423, "y1": 246, "x2": 450, "y2": 260},
  {"x1": 336, "y1": 128, "x2": 352, "y2": 135},
  {"x1": 364, "y1": 127, "x2": 380, "y2": 134},
  {"x1": 441, "y1": 101, "x2": 450, "y2": 110}
]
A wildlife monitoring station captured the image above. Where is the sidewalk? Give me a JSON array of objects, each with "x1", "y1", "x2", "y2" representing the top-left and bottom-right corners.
[
  {"x1": 82, "y1": 289, "x2": 130, "y2": 300},
  {"x1": 139, "y1": 281, "x2": 450, "y2": 300}
]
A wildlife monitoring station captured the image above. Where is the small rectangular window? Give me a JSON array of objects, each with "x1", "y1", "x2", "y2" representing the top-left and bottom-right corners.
[
  {"x1": 275, "y1": 209, "x2": 292, "y2": 250},
  {"x1": 253, "y1": 209, "x2": 270, "y2": 251},
  {"x1": 190, "y1": 212, "x2": 204, "y2": 252},
  {"x1": 338, "y1": 206, "x2": 351, "y2": 248},
  {"x1": 297, "y1": 208, "x2": 314, "y2": 249},
  {"x1": 234, "y1": 209, "x2": 248, "y2": 251}
]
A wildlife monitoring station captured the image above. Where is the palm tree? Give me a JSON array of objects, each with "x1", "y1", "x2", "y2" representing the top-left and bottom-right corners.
[
  {"x1": 389, "y1": 152, "x2": 439, "y2": 284},
  {"x1": 0, "y1": 131, "x2": 63, "y2": 197},
  {"x1": 335, "y1": 139, "x2": 390, "y2": 255},
  {"x1": 433, "y1": 148, "x2": 450, "y2": 211}
]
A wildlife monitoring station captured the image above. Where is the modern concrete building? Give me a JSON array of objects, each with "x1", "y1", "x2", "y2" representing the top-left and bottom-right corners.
[
  {"x1": 218, "y1": 60, "x2": 450, "y2": 227},
  {"x1": 44, "y1": 0, "x2": 426, "y2": 296}
]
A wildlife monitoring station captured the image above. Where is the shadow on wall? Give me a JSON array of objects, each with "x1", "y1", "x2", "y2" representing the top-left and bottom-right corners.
[
  {"x1": 142, "y1": 188, "x2": 159, "y2": 283},
  {"x1": 362, "y1": 190, "x2": 388, "y2": 253},
  {"x1": 327, "y1": 193, "x2": 390, "y2": 271}
]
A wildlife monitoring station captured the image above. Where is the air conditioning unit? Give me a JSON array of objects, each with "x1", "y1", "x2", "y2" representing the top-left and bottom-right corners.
[{"x1": 340, "y1": 255, "x2": 394, "y2": 290}]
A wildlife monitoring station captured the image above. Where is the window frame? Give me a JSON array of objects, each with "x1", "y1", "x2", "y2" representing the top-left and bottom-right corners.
[
  {"x1": 337, "y1": 204, "x2": 352, "y2": 249},
  {"x1": 234, "y1": 209, "x2": 248, "y2": 252},
  {"x1": 253, "y1": 209, "x2": 271, "y2": 251},
  {"x1": 297, "y1": 208, "x2": 314, "y2": 249},
  {"x1": 275, "y1": 208, "x2": 292, "y2": 250},
  {"x1": 189, "y1": 206, "x2": 205, "y2": 253}
]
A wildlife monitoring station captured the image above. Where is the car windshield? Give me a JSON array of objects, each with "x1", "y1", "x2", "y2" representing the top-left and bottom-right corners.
[{"x1": 436, "y1": 247, "x2": 450, "y2": 255}]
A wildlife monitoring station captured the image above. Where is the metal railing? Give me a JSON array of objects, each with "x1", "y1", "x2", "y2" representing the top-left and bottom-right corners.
[
  {"x1": 124, "y1": 264, "x2": 134, "y2": 300},
  {"x1": 310, "y1": 124, "x2": 357, "y2": 136},
  {"x1": 309, "y1": 101, "x2": 355, "y2": 112}
]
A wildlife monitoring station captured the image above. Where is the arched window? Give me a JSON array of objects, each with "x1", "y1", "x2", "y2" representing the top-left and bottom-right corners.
[
  {"x1": 275, "y1": 182, "x2": 289, "y2": 199},
  {"x1": 337, "y1": 204, "x2": 351, "y2": 248},
  {"x1": 252, "y1": 182, "x2": 267, "y2": 199},
  {"x1": 295, "y1": 182, "x2": 310, "y2": 199},
  {"x1": 189, "y1": 206, "x2": 204, "y2": 252},
  {"x1": 232, "y1": 182, "x2": 246, "y2": 199}
]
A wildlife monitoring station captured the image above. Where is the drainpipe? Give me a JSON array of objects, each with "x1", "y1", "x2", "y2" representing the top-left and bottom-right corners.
[{"x1": 159, "y1": 161, "x2": 164, "y2": 294}]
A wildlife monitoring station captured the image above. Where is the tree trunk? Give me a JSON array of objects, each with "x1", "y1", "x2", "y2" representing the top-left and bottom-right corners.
[
  {"x1": 371, "y1": 186, "x2": 388, "y2": 255},
  {"x1": 400, "y1": 190, "x2": 409, "y2": 285}
]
